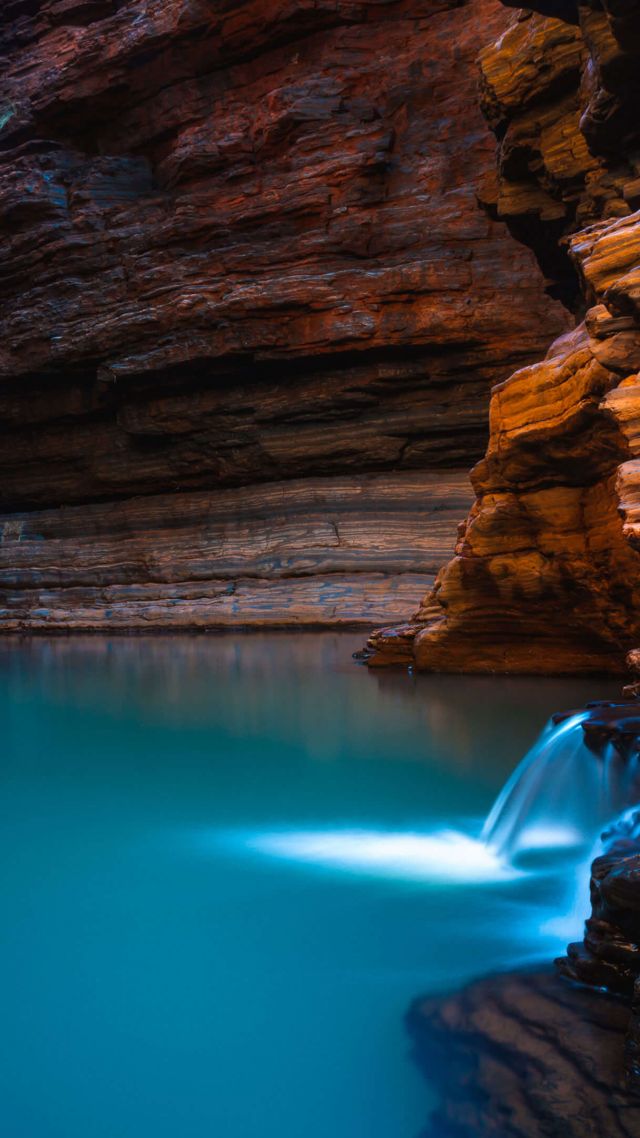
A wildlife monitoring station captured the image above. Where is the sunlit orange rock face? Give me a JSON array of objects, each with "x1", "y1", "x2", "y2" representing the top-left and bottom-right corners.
[
  {"x1": 366, "y1": 1, "x2": 640, "y2": 672},
  {"x1": 0, "y1": 0, "x2": 567, "y2": 630}
]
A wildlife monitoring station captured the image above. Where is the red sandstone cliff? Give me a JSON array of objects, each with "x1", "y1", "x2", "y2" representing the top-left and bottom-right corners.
[
  {"x1": 366, "y1": 0, "x2": 640, "y2": 673},
  {"x1": 0, "y1": 0, "x2": 566, "y2": 630}
]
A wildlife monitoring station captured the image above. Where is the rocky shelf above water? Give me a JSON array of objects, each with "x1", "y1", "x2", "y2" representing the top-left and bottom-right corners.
[{"x1": 552, "y1": 700, "x2": 640, "y2": 759}]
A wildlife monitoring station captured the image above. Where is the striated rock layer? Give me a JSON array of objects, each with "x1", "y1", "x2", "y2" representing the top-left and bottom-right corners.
[
  {"x1": 367, "y1": 0, "x2": 640, "y2": 673},
  {"x1": 0, "y1": 473, "x2": 473, "y2": 629},
  {"x1": 0, "y1": 0, "x2": 566, "y2": 630}
]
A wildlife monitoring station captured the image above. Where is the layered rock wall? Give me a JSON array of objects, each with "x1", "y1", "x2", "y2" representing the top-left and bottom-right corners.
[
  {"x1": 0, "y1": 0, "x2": 566, "y2": 630},
  {"x1": 367, "y1": 0, "x2": 640, "y2": 672}
]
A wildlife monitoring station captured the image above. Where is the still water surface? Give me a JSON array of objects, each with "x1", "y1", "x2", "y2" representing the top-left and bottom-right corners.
[{"x1": 0, "y1": 634, "x2": 621, "y2": 1138}]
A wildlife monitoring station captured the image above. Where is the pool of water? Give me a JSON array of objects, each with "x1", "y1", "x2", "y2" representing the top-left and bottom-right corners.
[{"x1": 0, "y1": 633, "x2": 622, "y2": 1138}]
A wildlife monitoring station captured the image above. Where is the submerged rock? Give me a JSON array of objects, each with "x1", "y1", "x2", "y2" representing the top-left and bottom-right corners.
[{"x1": 409, "y1": 970, "x2": 640, "y2": 1137}]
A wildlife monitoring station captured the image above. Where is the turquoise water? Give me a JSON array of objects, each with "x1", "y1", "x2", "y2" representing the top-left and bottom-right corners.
[{"x1": 0, "y1": 634, "x2": 621, "y2": 1138}]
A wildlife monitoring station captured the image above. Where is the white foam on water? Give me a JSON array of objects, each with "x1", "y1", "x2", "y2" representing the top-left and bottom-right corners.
[
  {"x1": 480, "y1": 711, "x2": 631, "y2": 859},
  {"x1": 205, "y1": 712, "x2": 640, "y2": 926},
  {"x1": 234, "y1": 827, "x2": 523, "y2": 884},
  {"x1": 513, "y1": 824, "x2": 584, "y2": 851}
]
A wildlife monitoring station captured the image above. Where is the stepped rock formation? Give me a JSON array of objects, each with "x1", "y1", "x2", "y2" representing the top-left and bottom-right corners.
[
  {"x1": 0, "y1": 0, "x2": 566, "y2": 631},
  {"x1": 366, "y1": 0, "x2": 640, "y2": 672}
]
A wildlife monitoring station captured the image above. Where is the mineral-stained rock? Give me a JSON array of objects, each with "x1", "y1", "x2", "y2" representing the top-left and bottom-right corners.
[
  {"x1": 0, "y1": 0, "x2": 568, "y2": 630},
  {"x1": 366, "y1": 1, "x2": 640, "y2": 674},
  {"x1": 408, "y1": 969, "x2": 640, "y2": 1137}
]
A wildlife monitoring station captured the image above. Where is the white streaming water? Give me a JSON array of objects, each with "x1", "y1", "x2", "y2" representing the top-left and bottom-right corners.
[
  {"x1": 228, "y1": 710, "x2": 640, "y2": 899},
  {"x1": 481, "y1": 712, "x2": 639, "y2": 860},
  {"x1": 238, "y1": 827, "x2": 522, "y2": 882}
]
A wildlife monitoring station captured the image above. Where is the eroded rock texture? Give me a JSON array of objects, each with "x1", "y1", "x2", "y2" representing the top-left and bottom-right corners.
[
  {"x1": 0, "y1": 0, "x2": 566, "y2": 630},
  {"x1": 366, "y1": 1, "x2": 640, "y2": 672},
  {"x1": 409, "y1": 970, "x2": 640, "y2": 1137}
]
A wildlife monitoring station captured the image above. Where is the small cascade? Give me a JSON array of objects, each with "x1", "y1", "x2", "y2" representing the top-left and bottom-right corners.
[
  {"x1": 232, "y1": 702, "x2": 640, "y2": 893},
  {"x1": 481, "y1": 705, "x2": 640, "y2": 861}
]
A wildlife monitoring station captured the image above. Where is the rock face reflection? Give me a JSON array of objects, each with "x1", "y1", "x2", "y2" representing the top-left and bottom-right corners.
[{"x1": 0, "y1": 633, "x2": 620, "y2": 772}]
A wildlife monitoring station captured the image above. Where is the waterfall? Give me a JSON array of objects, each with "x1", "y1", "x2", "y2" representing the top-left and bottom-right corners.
[
  {"x1": 230, "y1": 703, "x2": 640, "y2": 893},
  {"x1": 482, "y1": 710, "x2": 640, "y2": 860}
]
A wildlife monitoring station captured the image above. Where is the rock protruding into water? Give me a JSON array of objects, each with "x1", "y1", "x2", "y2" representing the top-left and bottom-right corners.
[
  {"x1": 550, "y1": 699, "x2": 640, "y2": 1100},
  {"x1": 408, "y1": 970, "x2": 639, "y2": 1137},
  {"x1": 558, "y1": 831, "x2": 640, "y2": 997},
  {"x1": 579, "y1": 699, "x2": 640, "y2": 763},
  {"x1": 366, "y1": 1, "x2": 640, "y2": 675}
]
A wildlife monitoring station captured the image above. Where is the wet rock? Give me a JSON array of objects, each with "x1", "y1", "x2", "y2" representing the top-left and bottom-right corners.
[
  {"x1": 408, "y1": 969, "x2": 640, "y2": 1137},
  {"x1": 557, "y1": 804, "x2": 640, "y2": 1094}
]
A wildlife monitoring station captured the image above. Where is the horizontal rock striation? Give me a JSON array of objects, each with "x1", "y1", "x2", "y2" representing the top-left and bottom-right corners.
[
  {"x1": 366, "y1": 0, "x2": 640, "y2": 673},
  {"x1": 0, "y1": 472, "x2": 473, "y2": 628},
  {"x1": 0, "y1": 0, "x2": 567, "y2": 630}
]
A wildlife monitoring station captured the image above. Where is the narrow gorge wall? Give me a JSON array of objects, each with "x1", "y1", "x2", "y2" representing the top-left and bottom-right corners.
[
  {"x1": 0, "y1": 0, "x2": 566, "y2": 630},
  {"x1": 367, "y1": 0, "x2": 640, "y2": 673}
]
